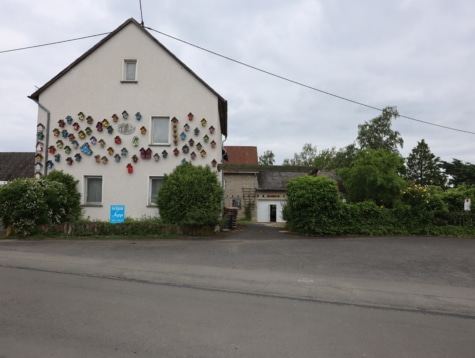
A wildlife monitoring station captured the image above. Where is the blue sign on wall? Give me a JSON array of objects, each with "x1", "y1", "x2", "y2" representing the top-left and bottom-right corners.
[{"x1": 110, "y1": 205, "x2": 125, "y2": 224}]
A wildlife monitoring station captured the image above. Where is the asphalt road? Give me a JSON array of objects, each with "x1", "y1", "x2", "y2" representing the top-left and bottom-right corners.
[{"x1": 0, "y1": 224, "x2": 474, "y2": 357}]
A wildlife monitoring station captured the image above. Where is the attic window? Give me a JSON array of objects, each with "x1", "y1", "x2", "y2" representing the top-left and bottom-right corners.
[{"x1": 123, "y1": 59, "x2": 137, "y2": 82}]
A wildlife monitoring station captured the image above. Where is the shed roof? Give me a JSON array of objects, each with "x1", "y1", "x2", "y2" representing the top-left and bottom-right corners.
[
  {"x1": 257, "y1": 171, "x2": 308, "y2": 191},
  {"x1": 29, "y1": 18, "x2": 227, "y2": 137},
  {"x1": 0, "y1": 152, "x2": 35, "y2": 181}
]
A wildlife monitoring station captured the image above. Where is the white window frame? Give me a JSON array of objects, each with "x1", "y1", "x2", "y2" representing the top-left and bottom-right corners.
[
  {"x1": 123, "y1": 59, "x2": 137, "y2": 82},
  {"x1": 84, "y1": 176, "x2": 103, "y2": 205},
  {"x1": 149, "y1": 176, "x2": 164, "y2": 206},
  {"x1": 151, "y1": 116, "x2": 170, "y2": 145}
]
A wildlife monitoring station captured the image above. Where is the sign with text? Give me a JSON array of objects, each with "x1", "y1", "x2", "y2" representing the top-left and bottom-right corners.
[{"x1": 110, "y1": 205, "x2": 125, "y2": 224}]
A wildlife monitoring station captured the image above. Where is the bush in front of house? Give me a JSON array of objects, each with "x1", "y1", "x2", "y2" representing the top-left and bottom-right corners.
[
  {"x1": 156, "y1": 163, "x2": 224, "y2": 229},
  {"x1": 44, "y1": 170, "x2": 83, "y2": 222},
  {"x1": 0, "y1": 178, "x2": 70, "y2": 236},
  {"x1": 283, "y1": 175, "x2": 341, "y2": 235}
]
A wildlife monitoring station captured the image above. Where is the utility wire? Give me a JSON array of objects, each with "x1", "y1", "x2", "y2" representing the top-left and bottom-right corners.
[
  {"x1": 0, "y1": 33, "x2": 110, "y2": 54},
  {"x1": 1, "y1": 26, "x2": 474, "y2": 136},
  {"x1": 146, "y1": 26, "x2": 475, "y2": 136}
]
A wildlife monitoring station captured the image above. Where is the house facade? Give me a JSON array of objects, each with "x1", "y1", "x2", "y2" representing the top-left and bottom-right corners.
[{"x1": 30, "y1": 18, "x2": 227, "y2": 221}]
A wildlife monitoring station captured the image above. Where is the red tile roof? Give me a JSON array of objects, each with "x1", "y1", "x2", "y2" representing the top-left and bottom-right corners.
[{"x1": 224, "y1": 146, "x2": 258, "y2": 165}]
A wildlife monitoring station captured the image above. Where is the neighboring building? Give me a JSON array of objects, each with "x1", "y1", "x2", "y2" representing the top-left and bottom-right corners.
[
  {"x1": 0, "y1": 152, "x2": 35, "y2": 185},
  {"x1": 29, "y1": 18, "x2": 227, "y2": 220},
  {"x1": 222, "y1": 146, "x2": 312, "y2": 223}
]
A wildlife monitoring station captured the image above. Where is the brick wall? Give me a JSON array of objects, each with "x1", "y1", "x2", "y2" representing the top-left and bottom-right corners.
[{"x1": 224, "y1": 172, "x2": 257, "y2": 220}]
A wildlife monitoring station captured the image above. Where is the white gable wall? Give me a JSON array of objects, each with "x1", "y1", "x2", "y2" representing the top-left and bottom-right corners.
[{"x1": 35, "y1": 22, "x2": 224, "y2": 220}]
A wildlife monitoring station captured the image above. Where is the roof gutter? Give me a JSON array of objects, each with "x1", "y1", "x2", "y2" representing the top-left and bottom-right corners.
[{"x1": 28, "y1": 96, "x2": 50, "y2": 176}]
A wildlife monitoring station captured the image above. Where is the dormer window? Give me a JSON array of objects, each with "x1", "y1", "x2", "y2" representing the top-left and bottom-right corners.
[{"x1": 123, "y1": 59, "x2": 137, "y2": 82}]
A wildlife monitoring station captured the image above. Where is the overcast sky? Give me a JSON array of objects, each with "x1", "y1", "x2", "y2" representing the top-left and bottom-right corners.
[{"x1": 1, "y1": 0, "x2": 474, "y2": 165}]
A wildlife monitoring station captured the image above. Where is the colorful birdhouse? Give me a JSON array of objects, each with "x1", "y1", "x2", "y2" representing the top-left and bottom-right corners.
[
  {"x1": 80, "y1": 143, "x2": 93, "y2": 155},
  {"x1": 35, "y1": 153, "x2": 43, "y2": 162},
  {"x1": 139, "y1": 147, "x2": 152, "y2": 159},
  {"x1": 153, "y1": 153, "x2": 160, "y2": 161},
  {"x1": 114, "y1": 154, "x2": 121, "y2": 163},
  {"x1": 58, "y1": 119, "x2": 65, "y2": 128},
  {"x1": 182, "y1": 145, "x2": 189, "y2": 154},
  {"x1": 101, "y1": 156, "x2": 108, "y2": 164},
  {"x1": 78, "y1": 112, "x2": 85, "y2": 121},
  {"x1": 48, "y1": 146, "x2": 56, "y2": 154},
  {"x1": 78, "y1": 130, "x2": 86, "y2": 140},
  {"x1": 107, "y1": 147, "x2": 114, "y2": 156},
  {"x1": 107, "y1": 126, "x2": 113, "y2": 134},
  {"x1": 181, "y1": 158, "x2": 187, "y2": 165},
  {"x1": 132, "y1": 136, "x2": 139, "y2": 147},
  {"x1": 140, "y1": 126, "x2": 147, "y2": 135},
  {"x1": 162, "y1": 150, "x2": 168, "y2": 159},
  {"x1": 86, "y1": 116, "x2": 94, "y2": 125},
  {"x1": 184, "y1": 123, "x2": 190, "y2": 132},
  {"x1": 66, "y1": 115, "x2": 73, "y2": 125},
  {"x1": 37, "y1": 123, "x2": 45, "y2": 133},
  {"x1": 196, "y1": 142, "x2": 203, "y2": 151},
  {"x1": 173, "y1": 138, "x2": 178, "y2": 146},
  {"x1": 171, "y1": 117, "x2": 179, "y2": 124},
  {"x1": 98, "y1": 139, "x2": 106, "y2": 148},
  {"x1": 37, "y1": 131, "x2": 45, "y2": 141},
  {"x1": 210, "y1": 140, "x2": 217, "y2": 149},
  {"x1": 53, "y1": 128, "x2": 60, "y2": 137},
  {"x1": 135, "y1": 112, "x2": 142, "y2": 121},
  {"x1": 201, "y1": 118, "x2": 207, "y2": 127},
  {"x1": 209, "y1": 125, "x2": 215, "y2": 134},
  {"x1": 35, "y1": 162, "x2": 43, "y2": 171},
  {"x1": 180, "y1": 132, "x2": 186, "y2": 141},
  {"x1": 132, "y1": 154, "x2": 139, "y2": 163},
  {"x1": 122, "y1": 110, "x2": 129, "y2": 119},
  {"x1": 73, "y1": 122, "x2": 80, "y2": 131},
  {"x1": 36, "y1": 142, "x2": 44, "y2": 152},
  {"x1": 96, "y1": 122, "x2": 103, "y2": 132},
  {"x1": 66, "y1": 157, "x2": 73, "y2": 166},
  {"x1": 102, "y1": 119, "x2": 110, "y2": 127},
  {"x1": 90, "y1": 136, "x2": 97, "y2": 145},
  {"x1": 61, "y1": 129, "x2": 68, "y2": 138},
  {"x1": 200, "y1": 149, "x2": 207, "y2": 158},
  {"x1": 188, "y1": 138, "x2": 195, "y2": 147},
  {"x1": 194, "y1": 127, "x2": 200, "y2": 136},
  {"x1": 64, "y1": 146, "x2": 72, "y2": 154},
  {"x1": 126, "y1": 163, "x2": 133, "y2": 174},
  {"x1": 56, "y1": 140, "x2": 64, "y2": 149},
  {"x1": 46, "y1": 160, "x2": 54, "y2": 169},
  {"x1": 72, "y1": 140, "x2": 79, "y2": 149},
  {"x1": 173, "y1": 148, "x2": 179, "y2": 156},
  {"x1": 203, "y1": 135, "x2": 209, "y2": 143},
  {"x1": 54, "y1": 154, "x2": 61, "y2": 163},
  {"x1": 74, "y1": 153, "x2": 82, "y2": 162},
  {"x1": 211, "y1": 159, "x2": 218, "y2": 168},
  {"x1": 85, "y1": 127, "x2": 92, "y2": 136},
  {"x1": 115, "y1": 136, "x2": 122, "y2": 145},
  {"x1": 121, "y1": 147, "x2": 128, "y2": 157},
  {"x1": 68, "y1": 133, "x2": 75, "y2": 142},
  {"x1": 112, "y1": 114, "x2": 119, "y2": 122},
  {"x1": 94, "y1": 155, "x2": 101, "y2": 163},
  {"x1": 190, "y1": 151, "x2": 197, "y2": 160},
  {"x1": 187, "y1": 112, "x2": 194, "y2": 121}
]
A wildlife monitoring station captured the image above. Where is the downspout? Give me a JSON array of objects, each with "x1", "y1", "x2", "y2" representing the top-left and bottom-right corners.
[{"x1": 28, "y1": 97, "x2": 50, "y2": 176}]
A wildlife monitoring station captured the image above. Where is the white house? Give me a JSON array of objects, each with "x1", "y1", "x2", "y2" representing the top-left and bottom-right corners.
[{"x1": 29, "y1": 18, "x2": 227, "y2": 221}]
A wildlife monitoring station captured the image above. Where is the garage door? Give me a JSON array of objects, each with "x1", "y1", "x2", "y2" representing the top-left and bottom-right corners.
[{"x1": 256, "y1": 200, "x2": 285, "y2": 223}]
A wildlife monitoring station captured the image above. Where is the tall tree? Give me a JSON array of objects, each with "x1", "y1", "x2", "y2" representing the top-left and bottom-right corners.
[
  {"x1": 338, "y1": 149, "x2": 406, "y2": 208},
  {"x1": 356, "y1": 106, "x2": 403, "y2": 154},
  {"x1": 283, "y1": 143, "x2": 336, "y2": 168},
  {"x1": 441, "y1": 159, "x2": 475, "y2": 187},
  {"x1": 258, "y1": 150, "x2": 275, "y2": 166},
  {"x1": 405, "y1": 139, "x2": 446, "y2": 187}
]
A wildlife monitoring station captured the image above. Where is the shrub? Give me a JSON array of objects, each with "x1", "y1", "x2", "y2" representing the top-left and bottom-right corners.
[
  {"x1": 156, "y1": 164, "x2": 224, "y2": 228},
  {"x1": 0, "y1": 178, "x2": 69, "y2": 236},
  {"x1": 284, "y1": 176, "x2": 341, "y2": 235},
  {"x1": 44, "y1": 170, "x2": 82, "y2": 221}
]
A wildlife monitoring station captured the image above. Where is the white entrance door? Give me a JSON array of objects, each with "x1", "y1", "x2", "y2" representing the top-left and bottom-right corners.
[{"x1": 256, "y1": 200, "x2": 285, "y2": 223}]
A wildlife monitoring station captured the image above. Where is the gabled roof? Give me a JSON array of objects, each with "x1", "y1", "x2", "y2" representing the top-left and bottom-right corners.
[
  {"x1": 257, "y1": 170, "x2": 308, "y2": 191},
  {"x1": 224, "y1": 146, "x2": 258, "y2": 165},
  {"x1": 0, "y1": 152, "x2": 35, "y2": 181},
  {"x1": 29, "y1": 18, "x2": 227, "y2": 137}
]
